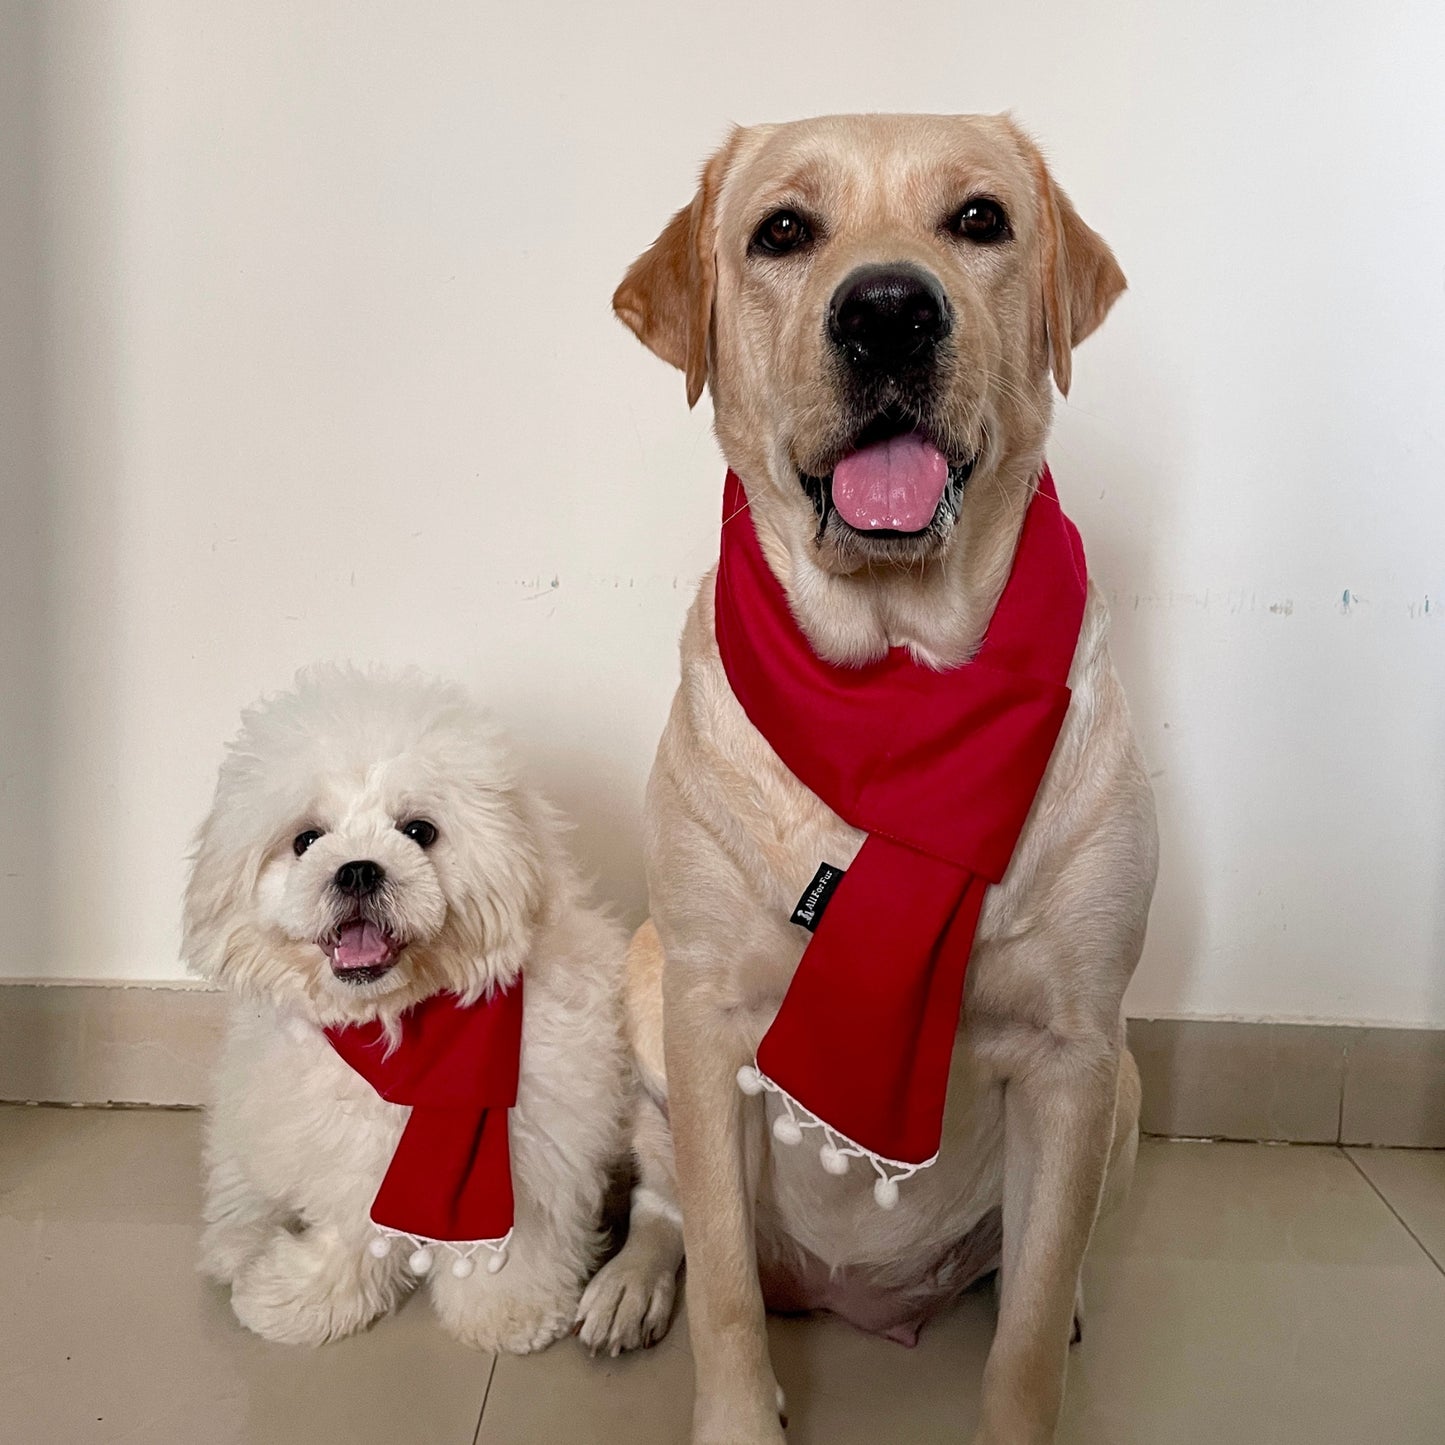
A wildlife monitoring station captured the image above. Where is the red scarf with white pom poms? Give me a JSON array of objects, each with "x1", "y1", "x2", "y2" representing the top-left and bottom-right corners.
[
  {"x1": 717, "y1": 467, "x2": 1085, "y2": 1205},
  {"x1": 325, "y1": 978, "x2": 522, "y2": 1277}
]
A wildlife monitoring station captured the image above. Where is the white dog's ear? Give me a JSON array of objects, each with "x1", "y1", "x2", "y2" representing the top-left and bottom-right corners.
[
  {"x1": 445, "y1": 785, "x2": 553, "y2": 993},
  {"x1": 613, "y1": 128, "x2": 743, "y2": 409},
  {"x1": 181, "y1": 800, "x2": 264, "y2": 983},
  {"x1": 1006, "y1": 120, "x2": 1127, "y2": 397}
]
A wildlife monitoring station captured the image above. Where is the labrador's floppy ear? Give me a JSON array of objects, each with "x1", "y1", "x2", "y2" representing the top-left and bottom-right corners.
[
  {"x1": 613, "y1": 130, "x2": 741, "y2": 408},
  {"x1": 1008, "y1": 122, "x2": 1127, "y2": 397}
]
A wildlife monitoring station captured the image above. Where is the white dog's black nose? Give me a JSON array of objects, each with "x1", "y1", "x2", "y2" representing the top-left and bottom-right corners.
[
  {"x1": 828, "y1": 264, "x2": 952, "y2": 374},
  {"x1": 334, "y1": 859, "x2": 384, "y2": 897}
]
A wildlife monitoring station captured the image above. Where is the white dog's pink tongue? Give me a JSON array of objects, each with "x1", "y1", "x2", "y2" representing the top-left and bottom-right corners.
[
  {"x1": 831, "y1": 433, "x2": 949, "y2": 532},
  {"x1": 331, "y1": 920, "x2": 392, "y2": 969}
]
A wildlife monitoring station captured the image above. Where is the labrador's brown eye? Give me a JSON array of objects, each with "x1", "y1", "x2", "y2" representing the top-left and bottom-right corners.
[
  {"x1": 751, "y1": 209, "x2": 812, "y2": 257},
  {"x1": 950, "y1": 198, "x2": 1011, "y2": 244}
]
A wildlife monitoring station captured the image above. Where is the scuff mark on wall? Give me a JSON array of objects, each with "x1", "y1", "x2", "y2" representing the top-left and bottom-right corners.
[
  {"x1": 522, "y1": 575, "x2": 561, "y2": 601},
  {"x1": 1103, "y1": 587, "x2": 1440, "y2": 620}
]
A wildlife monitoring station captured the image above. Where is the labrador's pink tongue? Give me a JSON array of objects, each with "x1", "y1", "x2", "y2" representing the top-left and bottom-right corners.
[
  {"x1": 331, "y1": 920, "x2": 391, "y2": 969},
  {"x1": 831, "y1": 433, "x2": 949, "y2": 532}
]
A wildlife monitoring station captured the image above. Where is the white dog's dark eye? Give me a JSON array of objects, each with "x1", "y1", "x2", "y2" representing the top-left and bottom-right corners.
[
  {"x1": 751, "y1": 209, "x2": 812, "y2": 257},
  {"x1": 293, "y1": 829, "x2": 323, "y2": 857},
  {"x1": 950, "y1": 198, "x2": 1011, "y2": 244},
  {"x1": 400, "y1": 819, "x2": 438, "y2": 848}
]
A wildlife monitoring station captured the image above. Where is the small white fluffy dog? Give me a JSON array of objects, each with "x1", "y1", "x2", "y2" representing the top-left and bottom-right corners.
[{"x1": 183, "y1": 666, "x2": 633, "y2": 1353}]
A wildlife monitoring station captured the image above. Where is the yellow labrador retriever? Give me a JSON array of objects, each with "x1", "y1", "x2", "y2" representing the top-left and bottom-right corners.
[{"x1": 582, "y1": 113, "x2": 1156, "y2": 1445}]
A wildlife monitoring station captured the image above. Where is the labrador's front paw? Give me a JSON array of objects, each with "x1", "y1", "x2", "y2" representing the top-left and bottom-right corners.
[
  {"x1": 692, "y1": 1384, "x2": 788, "y2": 1445},
  {"x1": 576, "y1": 1244, "x2": 678, "y2": 1355}
]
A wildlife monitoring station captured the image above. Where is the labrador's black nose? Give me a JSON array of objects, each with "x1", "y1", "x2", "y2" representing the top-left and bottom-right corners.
[
  {"x1": 334, "y1": 859, "x2": 384, "y2": 897},
  {"x1": 828, "y1": 264, "x2": 952, "y2": 373}
]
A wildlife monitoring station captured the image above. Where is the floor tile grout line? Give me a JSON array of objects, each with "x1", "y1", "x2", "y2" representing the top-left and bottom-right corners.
[
  {"x1": 1335, "y1": 1036, "x2": 1350, "y2": 1144},
  {"x1": 470, "y1": 1354, "x2": 499, "y2": 1445},
  {"x1": 1342, "y1": 1147, "x2": 1445, "y2": 1279}
]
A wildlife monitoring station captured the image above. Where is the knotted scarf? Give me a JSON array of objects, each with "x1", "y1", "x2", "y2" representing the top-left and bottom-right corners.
[
  {"x1": 325, "y1": 978, "x2": 523, "y2": 1276},
  {"x1": 718, "y1": 467, "x2": 1085, "y2": 1205}
]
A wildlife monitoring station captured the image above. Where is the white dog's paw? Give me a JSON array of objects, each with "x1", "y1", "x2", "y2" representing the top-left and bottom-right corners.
[
  {"x1": 576, "y1": 1248, "x2": 678, "y2": 1356},
  {"x1": 198, "y1": 1219, "x2": 270, "y2": 1286},
  {"x1": 197, "y1": 1165, "x2": 287, "y2": 1285},
  {"x1": 229, "y1": 1231, "x2": 404, "y2": 1346},
  {"x1": 430, "y1": 1268, "x2": 580, "y2": 1355}
]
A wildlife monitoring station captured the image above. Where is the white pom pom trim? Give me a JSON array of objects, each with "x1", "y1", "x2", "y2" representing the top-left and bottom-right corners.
[
  {"x1": 364, "y1": 1223, "x2": 513, "y2": 1277},
  {"x1": 736, "y1": 1058, "x2": 934, "y2": 1211},
  {"x1": 772, "y1": 1114, "x2": 803, "y2": 1147}
]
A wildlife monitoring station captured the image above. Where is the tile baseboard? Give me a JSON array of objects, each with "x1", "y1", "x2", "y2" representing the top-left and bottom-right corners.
[
  {"x1": 0, "y1": 982, "x2": 224, "y2": 1109},
  {"x1": 1, "y1": 984, "x2": 1440, "y2": 1147},
  {"x1": 1129, "y1": 1017, "x2": 1445, "y2": 1149}
]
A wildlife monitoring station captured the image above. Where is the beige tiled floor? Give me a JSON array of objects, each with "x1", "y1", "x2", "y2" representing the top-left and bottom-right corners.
[{"x1": 3, "y1": 1107, "x2": 1444, "y2": 1445}]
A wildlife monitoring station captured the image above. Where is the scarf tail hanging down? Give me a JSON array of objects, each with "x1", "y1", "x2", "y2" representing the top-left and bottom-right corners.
[
  {"x1": 718, "y1": 467, "x2": 1086, "y2": 1206},
  {"x1": 325, "y1": 978, "x2": 523, "y2": 1276}
]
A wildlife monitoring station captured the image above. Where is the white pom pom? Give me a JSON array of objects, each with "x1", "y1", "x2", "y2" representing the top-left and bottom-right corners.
[
  {"x1": 408, "y1": 1246, "x2": 434, "y2": 1275},
  {"x1": 819, "y1": 1143, "x2": 849, "y2": 1176},
  {"x1": 450, "y1": 1255, "x2": 476, "y2": 1280},
  {"x1": 486, "y1": 1248, "x2": 508, "y2": 1275},
  {"x1": 736, "y1": 1065, "x2": 765, "y2": 1096},
  {"x1": 772, "y1": 1114, "x2": 803, "y2": 1147},
  {"x1": 873, "y1": 1176, "x2": 900, "y2": 1210},
  {"x1": 367, "y1": 1235, "x2": 393, "y2": 1259}
]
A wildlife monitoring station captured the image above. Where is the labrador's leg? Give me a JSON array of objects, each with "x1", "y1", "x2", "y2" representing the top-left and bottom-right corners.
[
  {"x1": 1099, "y1": 1045, "x2": 1142, "y2": 1220},
  {"x1": 666, "y1": 968, "x2": 783, "y2": 1445},
  {"x1": 974, "y1": 1039, "x2": 1124, "y2": 1445},
  {"x1": 1067, "y1": 1044, "x2": 1140, "y2": 1345},
  {"x1": 578, "y1": 918, "x2": 686, "y2": 1354},
  {"x1": 576, "y1": 1087, "x2": 685, "y2": 1355}
]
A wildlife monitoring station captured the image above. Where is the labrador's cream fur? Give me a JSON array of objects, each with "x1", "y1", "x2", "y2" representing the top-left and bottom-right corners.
[
  {"x1": 184, "y1": 666, "x2": 631, "y2": 1354},
  {"x1": 594, "y1": 115, "x2": 1157, "y2": 1444}
]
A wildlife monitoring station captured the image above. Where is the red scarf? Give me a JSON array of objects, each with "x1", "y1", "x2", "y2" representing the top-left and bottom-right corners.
[
  {"x1": 718, "y1": 467, "x2": 1085, "y2": 1206},
  {"x1": 325, "y1": 979, "x2": 523, "y2": 1276}
]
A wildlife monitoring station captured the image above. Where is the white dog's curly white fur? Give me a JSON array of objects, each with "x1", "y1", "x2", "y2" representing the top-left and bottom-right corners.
[{"x1": 184, "y1": 665, "x2": 649, "y2": 1354}]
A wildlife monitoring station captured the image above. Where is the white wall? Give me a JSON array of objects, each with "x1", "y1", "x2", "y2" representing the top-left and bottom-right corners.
[{"x1": 3, "y1": 1, "x2": 1443, "y2": 1026}]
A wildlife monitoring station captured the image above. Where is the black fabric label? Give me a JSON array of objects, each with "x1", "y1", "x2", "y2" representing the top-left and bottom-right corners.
[{"x1": 790, "y1": 862, "x2": 846, "y2": 931}]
